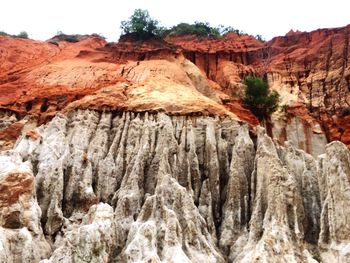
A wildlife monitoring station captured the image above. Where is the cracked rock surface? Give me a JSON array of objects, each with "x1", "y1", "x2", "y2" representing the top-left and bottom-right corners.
[{"x1": 0, "y1": 109, "x2": 349, "y2": 262}]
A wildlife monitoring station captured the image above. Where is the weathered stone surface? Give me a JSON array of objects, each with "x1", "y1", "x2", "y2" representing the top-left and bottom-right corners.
[
  {"x1": 41, "y1": 203, "x2": 116, "y2": 263},
  {"x1": 231, "y1": 128, "x2": 314, "y2": 262},
  {"x1": 0, "y1": 152, "x2": 51, "y2": 262},
  {"x1": 120, "y1": 151, "x2": 224, "y2": 262},
  {"x1": 219, "y1": 125, "x2": 255, "y2": 256},
  {"x1": 0, "y1": 109, "x2": 349, "y2": 262},
  {"x1": 318, "y1": 141, "x2": 350, "y2": 262},
  {"x1": 271, "y1": 105, "x2": 328, "y2": 157}
]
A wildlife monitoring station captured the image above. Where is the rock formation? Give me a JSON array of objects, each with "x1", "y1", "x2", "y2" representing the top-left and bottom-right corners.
[
  {"x1": 167, "y1": 26, "x2": 350, "y2": 151},
  {"x1": 0, "y1": 26, "x2": 349, "y2": 262},
  {"x1": 0, "y1": 109, "x2": 349, "y2": 262}
]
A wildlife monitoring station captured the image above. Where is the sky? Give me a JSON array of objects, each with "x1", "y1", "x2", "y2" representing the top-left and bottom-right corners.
[{"x1": 1, "y1": 0, "x2": 349, "y2": 42}]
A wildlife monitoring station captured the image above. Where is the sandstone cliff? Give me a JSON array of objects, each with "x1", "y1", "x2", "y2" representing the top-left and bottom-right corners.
[
  {"x1": 0, "y1": 26, "x2": 349, "y2": 263},
  {"x1": 3, "y1": 26, "x2": 349, "y2": 154},
  {"x1": 167, "y1": 26, "x2": 350, "y2": 152}
]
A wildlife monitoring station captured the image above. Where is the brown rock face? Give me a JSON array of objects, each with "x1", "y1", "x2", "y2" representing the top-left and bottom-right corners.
[
  {"x1": 1, "y1": 26, "x2": 349, "y2": 149},
  {"x1": 0, "y1": 152, "x2": 51, "y2": 262},
  {"x1": 267, "y1": 26, "x2": 350, "y2": 148},
  {"x1": 166, "y1": 26, "x2": 350, "y2": 149},
  {"x1": 0, "y1": 35, "x2": 240, "y2": 122}
]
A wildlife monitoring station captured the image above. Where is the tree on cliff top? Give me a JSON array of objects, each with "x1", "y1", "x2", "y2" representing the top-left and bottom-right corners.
[
  {"x1": 120, "y1": 9, "x2": 164, "y2": 39},
  {"x1": 17, "y1": 31, "x2": 29, "y2": 39},
  {"x1": 0, "y1": 30, "x2": 29, "y2": 39},
  {"x1": 120, "y1": 9, "x2": 263, "y2": 40},
  {"x1": 168, "y1": 22, "x2": 221, "y2": 37},
  {"x1": 243, "y1": 76, "x2": 279, "y2": 120}
]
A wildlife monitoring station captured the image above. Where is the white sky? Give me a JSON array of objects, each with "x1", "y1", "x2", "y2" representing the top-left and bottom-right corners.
[{"x1": 1, "y1": 0, "x2": 349, "y2": 42}]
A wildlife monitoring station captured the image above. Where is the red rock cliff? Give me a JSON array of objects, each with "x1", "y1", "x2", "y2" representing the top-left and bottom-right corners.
[
  {"x1": 167, "y1": 26, "x2": 350, "y2": 149},
  {"x1": 0, "y1": 26, "x2": 349, "y2": 150}
]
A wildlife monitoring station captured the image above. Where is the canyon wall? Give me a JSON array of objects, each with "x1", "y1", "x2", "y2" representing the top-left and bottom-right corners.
[
  {"x1": 0, "y1": 26, "x2": 350, "y2": 262},
  {"x1": 167, "y1": 26, "x2": 350, "y2": 151}
]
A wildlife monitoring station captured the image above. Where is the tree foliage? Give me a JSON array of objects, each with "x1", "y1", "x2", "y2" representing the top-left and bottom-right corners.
[
  {"x1": 119, "y1": 9, "x2": 265, "y2": 41},
  {"x1": 0, "y1": 30, "x2": 29, "y2": 38},
  {"x1": 243, "y1": 76, "x2": 279, "y2": 120},
  {"x1": 255, "y1": 34, "x2": 265, "y2": 42},
  {"x1": 0, "y1": 31, "x2": 11, "y2": 37},
  {"x1": 167, "y1": 23, "x2": 247, "y2": 38},
  {"x1": 54, "y1": 31, "x2": 80, "y2": 42},
  {"x1": 17, "y1": 31, "x2": 29, "y2": 38},
  {"x1": 168, "y1": 22, "x2": 220, "y2": 37},
  {"x1": 218, "y1": 25, "x2": 245, "y2": 36},
  {"x1": 120, "y1": 9, "x2": 163, "y2": 38}
]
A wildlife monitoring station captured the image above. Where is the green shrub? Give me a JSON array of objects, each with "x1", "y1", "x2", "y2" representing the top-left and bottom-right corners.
[
  {"x1": 16, "y1": 31, "x2": 29, "y2": 38},
  {"x1": 90, "y1": 33, "x2": 106, "y2": 39},
  {"x1": 167, "y1": 23, "x2": 248, "y2": 38},
  {"x1": 0, "y1": 31, "x2": 29, "y2": 38},
  {"x1": 120, "y1": 9, "x2": 163, "y2": 39},
  {"x1": 255, "y1": 34, "x2": 265, "y2": 42},
  {"x1": 119, "y1": 9, "x2": 262, "y2": 40},
  {"x1": 218, "y1": 26, "x2": 245, "y2": 36},
  {"x1": 243, "y1": 76, "x2": 279, "y2": 120},
  {"x1": 54, "y1": 31, "x2": 80, "y2": 43},
  {"x1": 168, "y1": 22, "x2": 220, "y2": 37},
  {"x1": 0, "y1": 31, "x2": 11, "y2": 37}
]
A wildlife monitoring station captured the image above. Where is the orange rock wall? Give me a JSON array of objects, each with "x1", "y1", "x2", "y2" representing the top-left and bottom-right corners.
[{"x1": 0, "y1": 26, "x2": 349, "y2": 148}]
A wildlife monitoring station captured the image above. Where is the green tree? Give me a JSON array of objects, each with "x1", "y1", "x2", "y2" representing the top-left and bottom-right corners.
[
  {"x1": 243, "y1": 76, "x2": 279, "y2": 120},
  {"x1": 17, "y1": 31, "x2": 29, "y2": 38},
  {"x1": 0, "y1": 31, "x2": 11, "y2": 37},
  {"x1": 168, "y1": 22, "x2": 222, "y2": 38},
  {"x1": 120, "y1": 9, "x2": 162, "y2": 38},
  {"x1": 0, "y1": 30, "x2": 29, "y2": 39},
  {"x1": 218, "y1": 25, "x2": 245, "y2": 36},
  {"x1": 255, "y1": 34, "x2": 265, "y2": 42}
]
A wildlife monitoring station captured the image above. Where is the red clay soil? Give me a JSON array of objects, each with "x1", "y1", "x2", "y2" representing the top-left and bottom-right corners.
[
  {"x1": 0, "y1": 35, "x2": 126, "y2": 122},
  {"x1": 0, "y1": 25, "x2": 350, "y2": 147}
]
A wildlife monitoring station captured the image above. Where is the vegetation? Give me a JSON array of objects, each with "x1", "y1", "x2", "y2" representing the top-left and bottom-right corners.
[
  {"x1": 50, "y1": 32, "x2": 105, "y2": 44},
  {"x1": 17, "y1": 31, "x2": 29, "y2": 38},
  {"x1": 255, "y1": 34, "x2": 265, "y2": 42},
  {"x1": 119, "y1": 9, "x2": 264, "y2": 40},
  {"x1": 165, "y1": 23, "x2": 244, "y2": 38},
  {"x1": 168, "y1": 22, "x2": 221, "y2": 37},
  {"x1": 0, "y1": 31, "x2": 11, "y2": 37},
  {"x1": 243, "y1": 76, "x2": 279, "y2": 120},
  {"x1": 54, "y1": 32, "x2": 80, "y2": 43},
  {"x1": 221, "y1": 26, "x2": 245, "y2": 36},
  {"x1": 120, "y1": 9, "x2": 164, "y2": 39},
  {"x1": 90, "y1": 33, "x2": 106, "y2": 39},
  {"x1": 0, "y1": 30, "x2": 29, "y2": 38}
]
